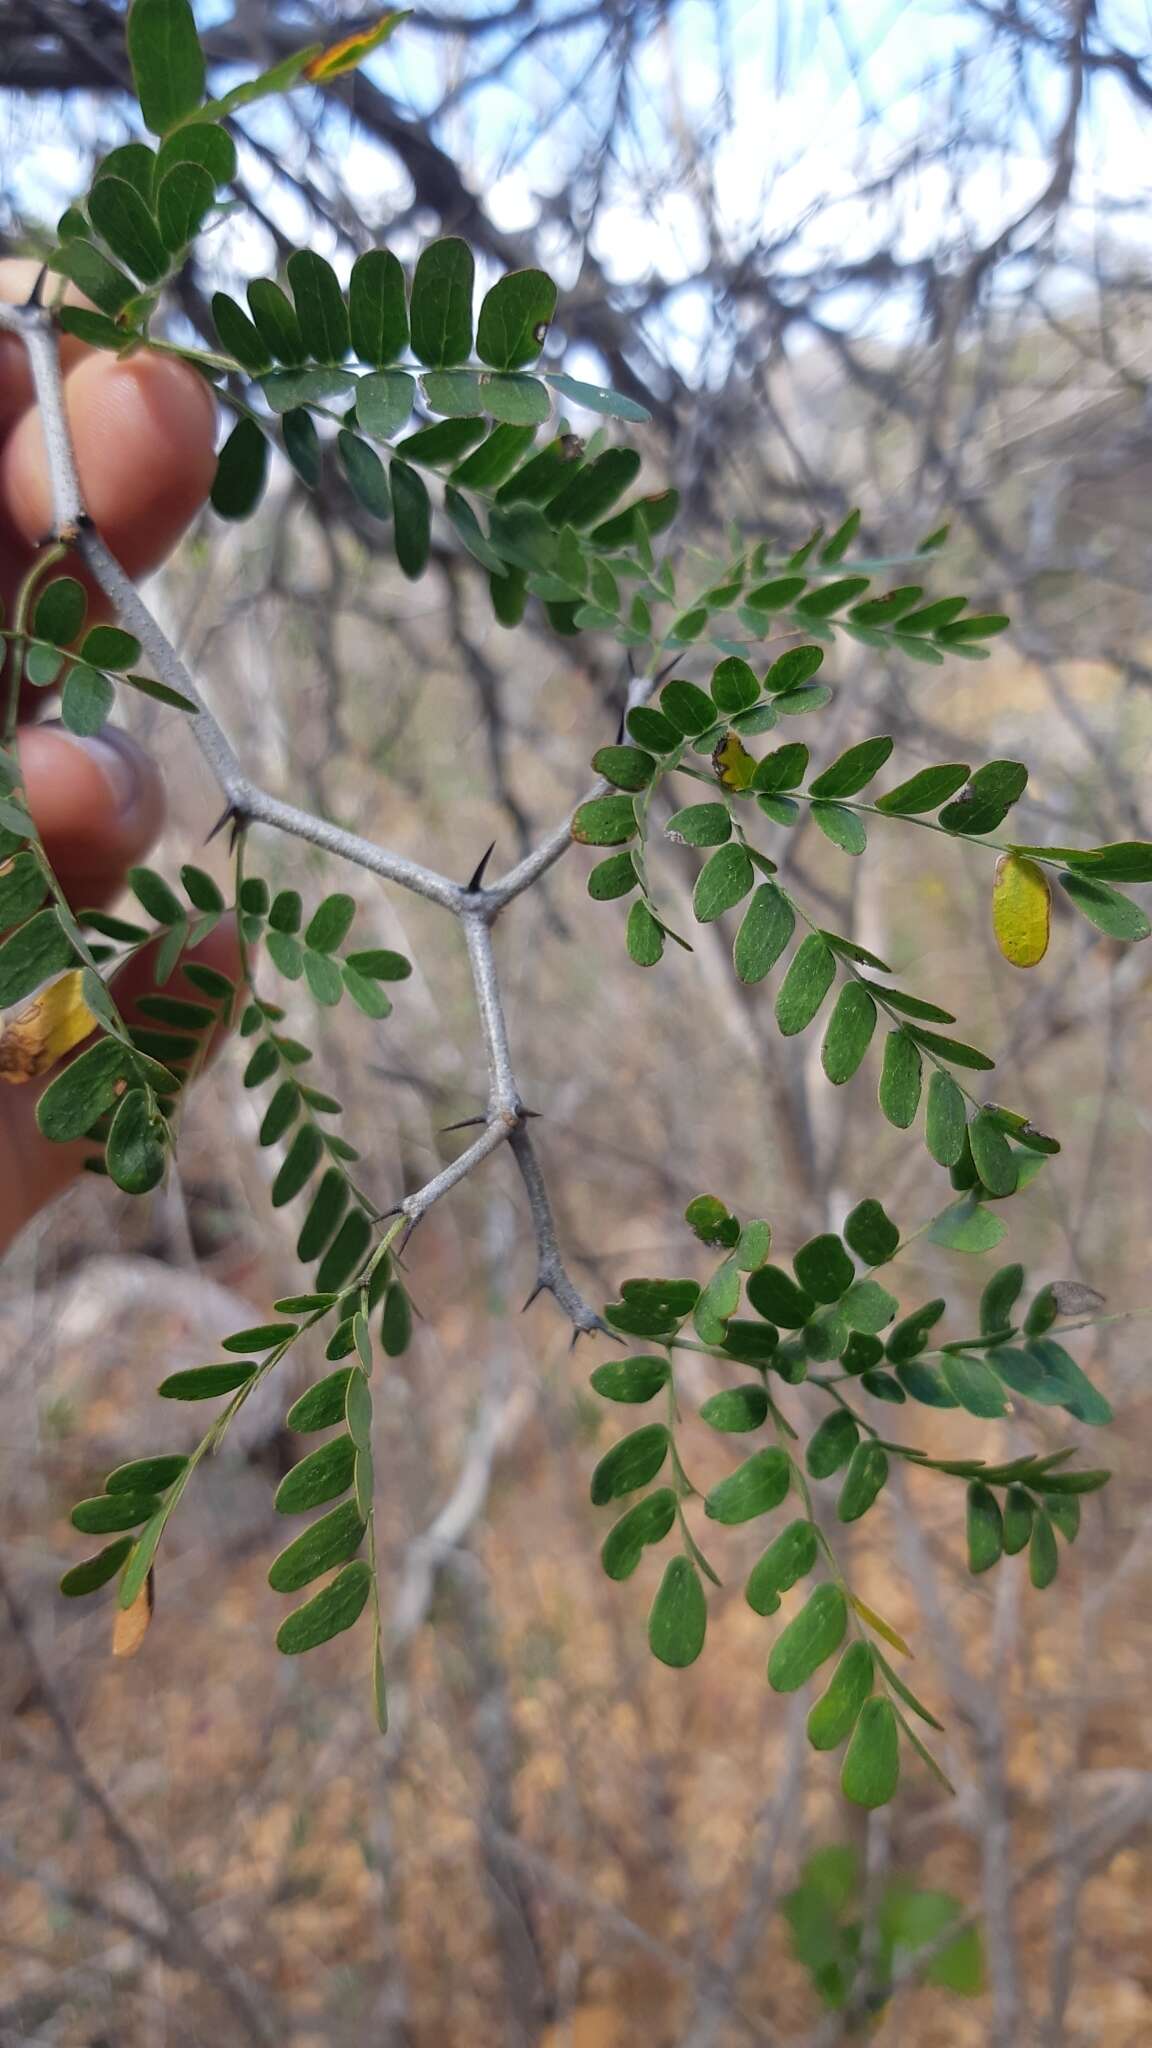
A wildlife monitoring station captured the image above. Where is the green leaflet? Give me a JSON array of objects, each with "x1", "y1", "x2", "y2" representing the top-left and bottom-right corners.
[
  {"x1": 837, "y1": 1442, "x2": 889, "y2": 1522},
  {"x1": 1029, "y1": 1512, "x2": 1059, "y2": 1590},
  {"x1": 807, "y1": 1642, "x2": 874, "y2": 1750},
  {"x1": 276, "y1": 1561, "x2": 372, "y2": 1655},
  {"x1": 809, "y1": 736, "x2": 893, "y2": 798},
  {"x1": 966, "y1": 1483, "x2": 1004, "y2": 1573},
  {"x1": 940, "y1": 1353, "x2": 1008, "y2": 1418},
  {"x1": 693, "y1": 844, "x2": 754, "y2": 923},
  {"x1": 745, "y1": 1519, "x2": 819, "y2": 1616},
  {"x1": 1059, "y1": 871, "x2": 1150, "y2": 943},
  {"x1": 590, "y1": 1424, "x2": 669, "y2": 1505},
  {"x1": 699, "y1": 1384, "x2": 769, "y2": 1433},
  {"x1": 734, "y1": 884, "x2": 795, "y2": 984},
  {"x1": 591, "y1": 1356, "x2": 669, "y2": 1404},
  {"x1": 776, "y1": 935, "x2": 836, "y2": 1035},
  {"x1": 843, "y1": 1199, "x2": 899, "y2": 1265},
  {"x1": 410, "y1": 238, "x2": 474, "y2": 367},
  {"x1": 268, "y1": 1499, "x2": 366, "y2": 1593},
  {"x1": 274, "y1": 1434, "x2": 357, "y2": 1514},
  {"x1": 822, "y1": 983, "x2": 877, "y2": 1083},
  {"x1": 127, "y1": 0, "x2": 205, "y2": 135},
  {"x1": 648, "y1": 1556, "x2": 708, "y2": 1667},
  {"x1": 841, "y1": 1698, "x2": 900, "y2": 1807},
  {"x1": 768, "y1": 1583, "x2": 848, "y2": 1692},
  {"x1": 878, "y1": 1030, "x2": 922, "y2": 1128},
  {"x1": 794, "y1": 1234, "x2": 855, "y2": 1303},
  {"x1": 925, "y1": 1074, "x2": 969, "y2": 1167},
  {"x1": 601, "y1": 1489, "x2": 677, "y2": 1581},
  {"x1": 349, "y1": 249, "x2": 409, "y2": 365},
  {"x1": 704, "y1": 1448, "x2": 791, "y2": 1524},
  {"x1": 806, "y1": 1410, "x2": 859, "y2": 1480}
]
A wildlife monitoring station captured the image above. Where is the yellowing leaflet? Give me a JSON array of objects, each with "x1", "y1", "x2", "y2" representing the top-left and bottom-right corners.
[
  {"x1": 712, "y1": 731, "x2": 756, "y2": 793},
  {"x1": 0, "y1": 969, "x2": 97, "y2": 1085},
  {"x1": 992, "y1": 852, "x2": 1051, "y2": 968}
]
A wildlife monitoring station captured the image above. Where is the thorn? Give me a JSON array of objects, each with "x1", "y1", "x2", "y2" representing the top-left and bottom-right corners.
[
  {"x1": 24, "y1": 265, "x2": 49, "y2": 309},
  {"x1": 439, "y1": 1114, "x2": 487, "y2": 1133},
  {"x1": 377, "y1": 1203, "x2": 404, "y2": 1220},
  {"x1": 614, "y1": 703, "x2": 627, "y2": 745},
  {"x1": 464, "y1": 840, "x2": 497, "y2": 893},
  {"x1": 521, "y1": 1283, "x2": 544, "y2": 1313},
  {"x1": 206, "y1": 801, "x2": 245, "y2": 844},
  {"x1": 517, "y1": 1107, "x2": 542, "y2": 1120}
]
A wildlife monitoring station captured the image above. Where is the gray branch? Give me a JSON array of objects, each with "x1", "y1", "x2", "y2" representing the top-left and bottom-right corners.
[{"x1": 0, "y1": 295, "x2": 601, "y2": 1336}]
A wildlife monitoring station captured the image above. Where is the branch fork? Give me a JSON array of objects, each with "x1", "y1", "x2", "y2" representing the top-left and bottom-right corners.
[{"x1": 0, "y1": 296, "x2": 607, "y2": 1337}]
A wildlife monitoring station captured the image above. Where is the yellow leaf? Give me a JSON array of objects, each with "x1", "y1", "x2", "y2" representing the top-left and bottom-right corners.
[
  {"x1": 113, "y1": 1571, "x2": 154, "y2": 1658},
  {"x1": 850, "y1": 1593, "x2": 912, "y2": 1657},
  {"x1": 712, "y1": 731, "x2": 756, "y2": 792},
  {"x1": 0, "y1": 969, "x2": 97, "y2": 1085},
  {"x1": 992, "y1": 852, "x2": 1050, "y2": 968},
  {"x1": 302, "y1": 10, "x2": 409, "y2": 81}
]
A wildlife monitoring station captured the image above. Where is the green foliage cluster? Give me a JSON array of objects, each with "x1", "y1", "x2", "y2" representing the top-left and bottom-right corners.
[
  {"x1": 586, "y1": 1193, "x2": 1110, "y2": 1802},
  {"x1": 782, "y1": 1843, "x2": 983, "y2": 2012},
  {"x1": 0, "y1": 0, "x2": 1144, "y2": 1808}
]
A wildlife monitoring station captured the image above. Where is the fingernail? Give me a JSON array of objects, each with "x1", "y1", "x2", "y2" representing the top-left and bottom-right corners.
[{"x1": 42, "y1": 723, "x2": 146, "y2": 823}]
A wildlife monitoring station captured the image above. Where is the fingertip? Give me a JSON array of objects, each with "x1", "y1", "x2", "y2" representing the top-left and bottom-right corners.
[
  {"x1": 2, "y1": 348, "x2": 218, "y2": 575},
  {"x1": 18, "y1": 723, "x2": 166, "y2": 904}
]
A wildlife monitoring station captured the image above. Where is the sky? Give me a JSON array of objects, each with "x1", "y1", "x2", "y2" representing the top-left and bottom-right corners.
[{"x1": 4, "y1": 0, "x2": 1150, "y2": 380}]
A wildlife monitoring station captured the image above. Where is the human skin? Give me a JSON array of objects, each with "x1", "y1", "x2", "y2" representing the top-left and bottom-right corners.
[{"x1": 0, "y1": 258, "x2": 233, "y2": 1251}]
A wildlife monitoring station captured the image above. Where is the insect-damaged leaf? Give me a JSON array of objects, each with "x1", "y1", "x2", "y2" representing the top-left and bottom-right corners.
[
  {"x1": 601, "y1": 1487, "x2": 677, "y2": 1581},
  {"x1": 745, "y1": 1518, "x2": 818, "y2": 1615},
  {"x1": 477, "y1": 269, "x2": 557, "y2": 369}
]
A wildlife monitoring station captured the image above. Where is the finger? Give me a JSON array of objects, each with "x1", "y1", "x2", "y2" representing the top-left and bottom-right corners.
[
  {"x1": 1, "y1": 347, "x2": 217, "y2": 612},
  {"x1": 0, "y1": 259, "x2": 91, "y2": 437},
  {"x1": 18, "y1": 722, "x2": 166, "y2": 909},
  {"x1": 0, "y1": 921, "x2": 241, "y2": 1253}
]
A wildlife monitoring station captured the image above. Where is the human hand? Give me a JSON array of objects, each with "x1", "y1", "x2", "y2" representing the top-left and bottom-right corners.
[{"x1": 0, "y1": 259, "x2": 230, "y2": 1250}]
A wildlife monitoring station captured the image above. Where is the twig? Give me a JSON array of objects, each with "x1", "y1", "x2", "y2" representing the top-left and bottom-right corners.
[
  {"x1": 0, "y1": 1560, "x2": 278, "y2": 2046},
  {"x1": 0, "y1": 294, "x2": 604, "y2": 1335}
]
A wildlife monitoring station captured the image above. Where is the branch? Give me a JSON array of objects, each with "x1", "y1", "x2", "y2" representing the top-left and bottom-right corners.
[
  {"x1": 508, "y1": 1123, "x2": 609, "y2": 1338},
  {"x1": 0, "y1": 296, "x2": 606, "y2": 1337}
]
